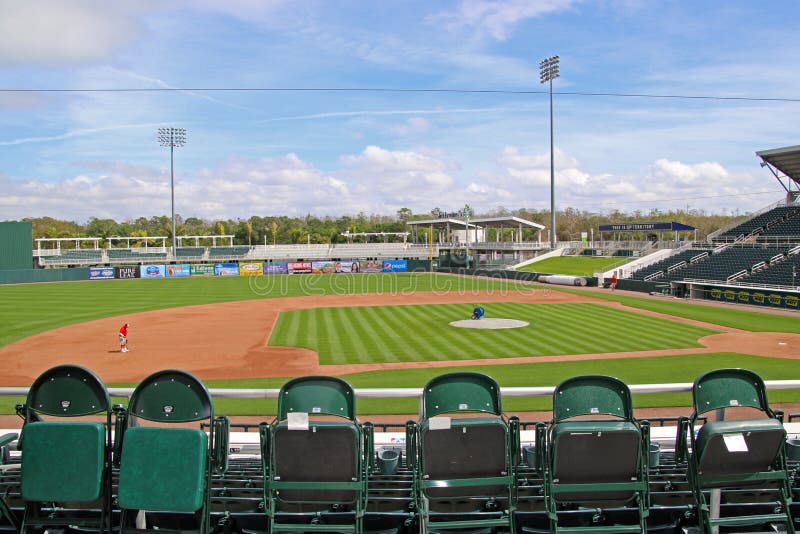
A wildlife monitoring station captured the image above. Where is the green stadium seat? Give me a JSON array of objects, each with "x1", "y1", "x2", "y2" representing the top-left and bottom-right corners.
[
  {"x1": 262, "y1": 376, "x2": 366, "y2": 533},
  {"x1": 545, "y1": 375, "x2": 649, "y2": 533},
  {"x1": 686, "y1": 368, "x2": 794, "y2": 534},
  {"x1": 414, "y1": 372, "x2": 517, "y2": 532},
  {"x1": 19, "y1": 364, "x2": 113, "y2": 534},
  {"x1": 117, "y1": 369, "x2": 215, "y2": 534}
]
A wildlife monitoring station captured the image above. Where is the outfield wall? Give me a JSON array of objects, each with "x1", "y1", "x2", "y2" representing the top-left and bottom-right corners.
[
  {"x1": 0, "y1": 267, "x2": 89, "y2": 284},
  {"x1": 0, "y1": 259, "x2": 435, "y2": 285}
]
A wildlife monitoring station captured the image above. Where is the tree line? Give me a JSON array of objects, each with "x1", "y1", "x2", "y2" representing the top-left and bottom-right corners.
[{"x1": 21, "y1": 207, "x2": 744, "y2": 248}]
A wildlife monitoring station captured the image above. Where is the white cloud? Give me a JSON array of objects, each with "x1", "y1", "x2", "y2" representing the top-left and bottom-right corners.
[
  {"x1": 426, "y1": 0, "x2": 579, "y2": 40},
  {"x1": 481, "y1": 145, "x2": 773, "y2": 213},
  {"x1": 0, "y1": 1, "x2": 142, "y2": 65}
]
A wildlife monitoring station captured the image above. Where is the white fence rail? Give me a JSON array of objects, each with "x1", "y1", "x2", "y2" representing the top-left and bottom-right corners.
[{"x1": 3, "y1": 380, "x2": 800, "y2": 400}]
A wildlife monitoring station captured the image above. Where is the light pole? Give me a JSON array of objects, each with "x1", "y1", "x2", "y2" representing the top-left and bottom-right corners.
[
  {"x1": 540, "y1": 55, "x2": 559, "y2": 249},
  {"x1": 460, "y1": 204, "x2": 473, "y2": 269},
  {"x1": 157, "y1": 127, "x2": 186, "y2": 259}
]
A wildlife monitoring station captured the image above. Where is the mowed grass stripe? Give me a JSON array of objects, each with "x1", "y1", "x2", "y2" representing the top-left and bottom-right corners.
[
  {"x1": 391, "y1": 304, "x2": 453, "y2": 360},
  {"x1": 338, "y1": 307, "x2": 374, "y2": 364},
  {"x1": 269, "y1": 302, "x2": 716, "y2": 364},
  {"x1": 346, "y1": 308, "x2": 404, "y2": 364}
]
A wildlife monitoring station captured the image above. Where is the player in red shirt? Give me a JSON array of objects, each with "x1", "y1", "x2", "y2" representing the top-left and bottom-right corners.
[{"x1": 118, "y1": 323, "x2": 130, "y2": 353}]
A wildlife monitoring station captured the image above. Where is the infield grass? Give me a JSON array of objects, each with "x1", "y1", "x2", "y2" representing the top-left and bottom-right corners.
[
  {"x1": 269, "y1": 302, "x2": 717, "y2": 364},
  {"x1": 517, "y1": 256, "x2": 629, "y2": 276}
]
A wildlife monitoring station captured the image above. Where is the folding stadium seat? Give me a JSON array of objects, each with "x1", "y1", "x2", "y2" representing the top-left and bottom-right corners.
[
  {"x1": 685, "y1": 368, "x2": 794, "y2": 534},
  {"x1": 19, "y1": 364, "x2": 113, "y2": 533},
  {"x1": 262, "y1": 376, "x2": 366, "y2": 533},
  {"x1": 116, "y1": 369, "x2": 216, "y2": 534},
  {"x1": 545, "y1": 375, "x2": 650, "y2": 533},
  {"x1": 413, "y1": 372, "x2": 518, "y2": 532}
]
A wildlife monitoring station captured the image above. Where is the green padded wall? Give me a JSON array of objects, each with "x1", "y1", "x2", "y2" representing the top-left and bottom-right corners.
[{"x1": 0, "y1": 221, "x2": 32, "y2": 270}]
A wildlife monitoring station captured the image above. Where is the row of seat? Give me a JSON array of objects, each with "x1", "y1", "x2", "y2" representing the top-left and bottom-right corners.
[{"x1": 3, "y1": 366, "x2": 796, "y2": 534}]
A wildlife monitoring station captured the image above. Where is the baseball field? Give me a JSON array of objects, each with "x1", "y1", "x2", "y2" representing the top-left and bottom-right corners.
[{"x1": 1, "y1": 271, "x2": 799, "y2": 416}]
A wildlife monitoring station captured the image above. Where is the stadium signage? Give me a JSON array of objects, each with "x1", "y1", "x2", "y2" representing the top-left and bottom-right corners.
[
  {"x1": 382, "y1": 259, "x2": 408, "y2": 272},
  {"x1": 89, "y1": 267, "x2": 115, "y2": 280},
  {"x1": 239, "y1": 262, "x2": 263, "y2": 276},
  {"x1": 166, "y1": 264, "x2": 191, "y2": 277},
  {"x1": 214, "y1": 263, "x2": 239, "y2": 276},
  {"x1": 140, "y1": 264, "x2": 166, "y2": 278},
  {"x1": 190, "y1": 264, "x2": 215, "y2": 276},
  {"x1": 287, "y1": 261, "x2": 312, "y2": 274},
  {"x1": 116, "y1": 266, "x2": 139, "y2": 279},
  {"x1": 264, "y1": 262, "x2": 288, "y2": 274}
]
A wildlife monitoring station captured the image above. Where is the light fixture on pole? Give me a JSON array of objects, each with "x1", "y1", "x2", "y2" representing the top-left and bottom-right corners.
[
  {"x1": 460, "y1": 204, "x2": 474, "y2": 270},
  {"x1": 157, "y1": 127, "x2": 187, "y2": 259},
  {"x1": 539, "y1": 54, "x2": 559, "y2": 248}
]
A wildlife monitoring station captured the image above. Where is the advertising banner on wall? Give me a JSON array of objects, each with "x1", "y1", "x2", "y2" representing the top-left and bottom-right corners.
[
  {"x1": 708, "y1": 286, "x2": 799, "y2": 310},
  {"x1": 239, "y1": 262, "x2": 263, "y2": 276},
  {"x1": 89, "y1": 267, "x2": 115, "y2": 280},
  {"x1": 191, "y1": 264, "x2": 215, "y2": 276},
  {"x1": 116, "y1": 266, "x2": 139, "y2": 279},
  {"x1": 140, "y1": 264, "x2": 166, "y2": 278},
  {"x1": 382, "y1": 259, "x2": 408, "y2": 272},
  {"x1": 215, "y1": 263, "x2": 239, "y2": 276},
  {"x1": 264, "y1": 262, "x2": 288, "y2": 274},
  {"x1": 359, "y1": 260, "x2": 382, "y2": 273},
  {"x1": 166, "y1": 264, "x2": 191, "y2": 277},
  {"x1": 312, "y1": 261, "x2": 336, "y2": 274},
  {"x1": 338, "y1": 261, "x2": 361, "y2": 273},
  {"x1": 287, "y1": 261, "x2": 312, "y2": 274}
]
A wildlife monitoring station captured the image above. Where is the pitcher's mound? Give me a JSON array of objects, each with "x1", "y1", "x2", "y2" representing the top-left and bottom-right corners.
[{"x1": 450, "y1": 318, "x2": 529, "y2": 330}]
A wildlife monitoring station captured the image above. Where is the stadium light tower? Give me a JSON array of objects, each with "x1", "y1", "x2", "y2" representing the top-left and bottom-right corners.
[
  {"x1": 460, "y1": 204, "x2": 473, "y2": 270},
  {"x1": 157, "y1": 127, "x2": 186, "y2": 259},
  {"x1": 540, "y1": 55, "x2": 559, "y2": 248}
]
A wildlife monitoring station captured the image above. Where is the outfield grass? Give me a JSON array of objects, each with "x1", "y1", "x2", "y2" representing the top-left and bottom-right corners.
[
  {"x1": 517, "y1": 256, "x2": 628, "y2": 276},
  {"x1": 0, "y1": 273, "x2": 536, "y2": 348},
  {"x1": 205, "y1": 353, "x2": 800, "y2": 415},
  {"x1": 270, "y1": 302, "x2": 716, "y2": 364},
  {"x1": 554, "y1": 287, "x2": 800, "y2": 333}
]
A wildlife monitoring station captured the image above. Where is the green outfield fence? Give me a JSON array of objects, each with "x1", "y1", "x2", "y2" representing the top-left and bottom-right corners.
[{"x1": 0, "y1": 267, "x2": 89, "y2": 284}]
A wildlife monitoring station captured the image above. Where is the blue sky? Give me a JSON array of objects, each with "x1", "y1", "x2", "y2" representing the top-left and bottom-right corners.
[{"x1": 0, "y1": 0, "x2": 798, "y2": 222}]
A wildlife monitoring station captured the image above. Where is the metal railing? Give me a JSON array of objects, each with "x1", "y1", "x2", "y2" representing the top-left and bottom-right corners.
[{"x1": 3, "y1": 380, "x2": 800, "y2": 403}]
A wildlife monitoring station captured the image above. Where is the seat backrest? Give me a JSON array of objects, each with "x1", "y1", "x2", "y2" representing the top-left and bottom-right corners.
[
  {"x1": 277, "y1": 376, "x2": 355, "y2": 421},
  {"x1": 272, "y1": 421, "x2": 360, "y2": 503},
  {"x1": 118, "y1": 426, "x2": 208, "y2": 512},
  {"x1": 553, "y1": 375, "x2": 632, "y2": 423},
  {"x1": 692, "y1": 368, "x2": 771, "y2": 418},
  {"x1": 127, "y1": 369, "x2": 213, "y2": 423},
  {"x1": 26, "y1": 364, "x2": 110, "y2": 417},
  {"x1": 422, "y1": 372, "x2": 502, "y2": 419}
]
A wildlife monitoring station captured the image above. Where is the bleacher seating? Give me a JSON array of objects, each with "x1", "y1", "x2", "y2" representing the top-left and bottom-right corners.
[
  {"x1": 745, "y1": 253, "x2": 800, "y2": 287},
  {"x1": 759, "y1": 208, "x2": 800, "y2": 238},
  {"x1": 629, "y1": 249, "x2": 708, "y2": 280},
  {"x1": 5, "y1": 366, "x2": 800, "y2": 534},
  {"x1": 715, "y1": 205, "x2": 798, "y2": 240},
  {"x1": 107, "y1": 248, "x2": 168, "y2": 262},
  {"x1": 176, "y1": 247, "x2": 205, "y2": 258},
  {"x1": 208, "y1": 246, "x2": 250, "y2": 258},
  {"x1": 661, "y1": 245, "x2": 787, "y2": 282}
]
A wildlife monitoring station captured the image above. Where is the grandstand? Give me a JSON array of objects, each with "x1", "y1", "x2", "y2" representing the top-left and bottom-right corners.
[{"x1": 2, "y1": 364, "x2": 799, "y2": 533}]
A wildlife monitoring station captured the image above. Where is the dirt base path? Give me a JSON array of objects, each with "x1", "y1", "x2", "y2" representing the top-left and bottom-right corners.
[{"x1": 2, "y1": 286, "x2": 799, "y2": 388}]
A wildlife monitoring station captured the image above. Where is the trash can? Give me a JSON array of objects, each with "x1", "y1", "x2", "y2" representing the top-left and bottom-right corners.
[
  {"x1": 786, "y1": 438, "x2": 800, "y2": 462},
  {"x1": 649, "y1": 442, "x2": 661, "y2": 468},
  {"x1": 378, "y1": 449, "x2": 400, "y2": 475},
  {"x1": 523, "y1": 445, "x2": 537, "y2": 468}
]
